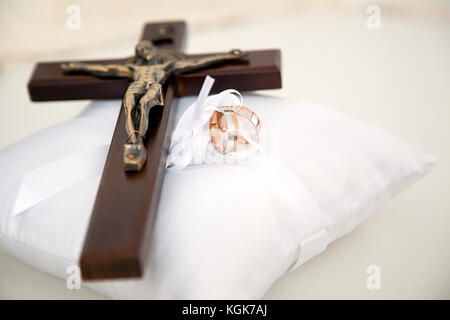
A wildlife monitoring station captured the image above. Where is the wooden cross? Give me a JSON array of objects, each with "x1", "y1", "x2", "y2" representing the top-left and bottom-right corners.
[{"x1": 28, "y1": 21, "x2": 281, "y2": 280}]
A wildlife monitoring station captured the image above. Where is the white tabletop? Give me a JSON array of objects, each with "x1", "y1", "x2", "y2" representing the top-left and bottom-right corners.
[{"x1": 0, "y1": 1, "x2": 449, "y2": 299}]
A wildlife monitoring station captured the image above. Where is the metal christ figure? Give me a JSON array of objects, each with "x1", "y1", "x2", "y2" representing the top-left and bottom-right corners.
[{"x1": 61, "y1": 40, "x2": 246, "y2": 171}]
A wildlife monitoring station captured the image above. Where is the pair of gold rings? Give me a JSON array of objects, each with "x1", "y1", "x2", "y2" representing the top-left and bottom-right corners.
[{"x1": 209, "y1": 105, "x2": 261, "y2": 153}]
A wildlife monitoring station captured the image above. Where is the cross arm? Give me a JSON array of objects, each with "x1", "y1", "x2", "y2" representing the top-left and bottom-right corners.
[{"x1": 28, "y1": 51, "x2": 281, "y2": 101}]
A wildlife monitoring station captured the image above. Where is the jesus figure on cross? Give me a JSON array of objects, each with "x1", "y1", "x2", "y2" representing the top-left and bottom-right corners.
[{"x1": 61, "y1": 40, "x2": 246, "y2": 171}]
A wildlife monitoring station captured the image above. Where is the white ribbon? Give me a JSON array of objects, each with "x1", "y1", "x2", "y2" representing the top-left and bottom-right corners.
[
  {"x1": 13, "y1": 144, "x2": 109, "y2": 216},
  {"x1": 166, "y1": 76, "x2": 243, "y2": 170},
  {"x1": 237, "y1": 155, "x2": 329, "y2": 272}
]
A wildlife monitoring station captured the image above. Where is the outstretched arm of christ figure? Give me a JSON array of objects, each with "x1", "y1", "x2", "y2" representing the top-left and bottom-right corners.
[
  {"x1": 61, "y1": 62, "x2": 134, "y2": 79},
  {"x1": 171, "y1": 49, "x2": 247, "y2": 74}
]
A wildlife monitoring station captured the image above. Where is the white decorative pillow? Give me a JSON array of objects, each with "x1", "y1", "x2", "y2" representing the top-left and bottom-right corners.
[{"x1": 0, "y1": 95, "x2": 436, "y2": 299}]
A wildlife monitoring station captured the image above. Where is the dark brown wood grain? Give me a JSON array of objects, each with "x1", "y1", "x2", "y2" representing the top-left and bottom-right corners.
[
  {"x1": 174, "y1": 50, "x2": 281, "y2": 96},
  {"x1": 27, "y1": 21, "x2": 282, "y2": 280},
  {"x1": 80, "y1": 83, "x2": 176, "y2": 279}
]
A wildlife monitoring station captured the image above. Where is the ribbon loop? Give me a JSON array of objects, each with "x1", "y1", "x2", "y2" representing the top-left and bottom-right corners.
[{"x1": 166, "y1": 76, "x2": 242, "y2": 170}]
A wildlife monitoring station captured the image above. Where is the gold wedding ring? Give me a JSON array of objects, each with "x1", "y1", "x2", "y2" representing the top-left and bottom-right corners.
[{"x1": 209, "y1": 106, "x2": 261, "y2": 153}]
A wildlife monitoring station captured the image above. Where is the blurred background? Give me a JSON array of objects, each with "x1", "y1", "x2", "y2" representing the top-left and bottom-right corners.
[{"x1": 0, "y1": 0, "x2": 449, "y2": 299}]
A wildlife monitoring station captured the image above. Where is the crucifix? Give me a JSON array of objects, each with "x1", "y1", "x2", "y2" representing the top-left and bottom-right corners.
[{"x1": 28, "y1": 21, "x2": 281, "y2": 280}]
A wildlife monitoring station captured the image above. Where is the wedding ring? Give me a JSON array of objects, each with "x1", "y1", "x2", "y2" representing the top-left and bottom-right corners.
[{"x1": 209, "y1": 105, "x2": 261, "y2": 153}]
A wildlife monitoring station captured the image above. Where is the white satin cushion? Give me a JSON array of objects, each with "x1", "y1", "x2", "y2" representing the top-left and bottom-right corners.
[{"x1": 0, "y1": 95, "x2": 436, "y2": 299}]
